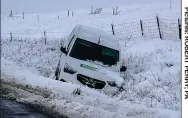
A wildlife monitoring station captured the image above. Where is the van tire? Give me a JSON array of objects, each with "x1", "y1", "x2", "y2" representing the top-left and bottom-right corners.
[
  {"x1": 55, "y1": 75, "x2": 59, "y2": 80},
  {"x1": 55, "y1": 68, "x2": 60, "y2": 80},
  {"x1": 55, "y1": 61, "x2": 60, "y2": 76},
  {"x1": 55, "y1": 70, "x2": 58, "y2": 76}
]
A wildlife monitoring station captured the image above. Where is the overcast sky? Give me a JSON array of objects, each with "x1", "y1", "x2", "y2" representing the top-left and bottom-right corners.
[{"x1": 1, "y1": 0, "x2": 171, "y2": 14}]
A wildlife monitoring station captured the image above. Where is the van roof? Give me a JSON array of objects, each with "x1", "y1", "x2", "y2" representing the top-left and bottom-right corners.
[{"x1": 73, "y1": 24, "x2": 120, "y2": 50}]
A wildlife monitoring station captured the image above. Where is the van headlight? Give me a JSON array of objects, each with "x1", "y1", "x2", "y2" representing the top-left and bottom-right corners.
[
  {"x1": 64, "y1": 63, "x2": 77, "y2": 74},
  {"x1": 107, "y1": 81, "x2": 117, "y2": 87}
]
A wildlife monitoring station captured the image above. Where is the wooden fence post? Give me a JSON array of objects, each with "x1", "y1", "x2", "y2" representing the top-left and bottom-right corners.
[
  {"x1": 156, "y1": 16, "x2": 162, "y2": 39},
  {"x1": 23, "y1": 12, "x2": 24, "y2": 19},
  {"x1": 44, "y1": 31, "x2": 47, "y2": 45},
  {"x1": 111, "y1": 24, "x2": 115, "y2": 35},
  {"x1": 140, "y1": 20, "x2": 144, "y2": 36},
  {"x1": 37, "y1": 15, "x2": 39, "y2": 21},
  {"x1": 113, "y1": 7, "x2": 114, "y2": 15},
  {"x1": 10, "y1": 32, "x2": 13, "y2": 42},
  {"x1": 178, "y1": 18, "x2": 181, "y2": 39},
  {"x1": 72, "y1": 12, "x2": 74, "y2": 17}
]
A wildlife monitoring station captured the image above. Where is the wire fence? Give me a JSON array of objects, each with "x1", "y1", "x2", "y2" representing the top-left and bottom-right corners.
[
  {"x1": 108, "y1": 16, "x2": 181, "y2": 40},
  {"x1": 1, "y1": 16, "x2": 181, "y2": 44}
]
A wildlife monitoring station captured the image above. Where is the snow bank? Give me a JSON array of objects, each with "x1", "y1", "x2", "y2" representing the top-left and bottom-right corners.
[{"x1": 1, "y1": 58, "x2": 180, "y2": 118}]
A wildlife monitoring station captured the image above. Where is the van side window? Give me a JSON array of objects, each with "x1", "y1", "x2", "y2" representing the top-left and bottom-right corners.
[{"x1": 67, "y1": 35, "x2": 75, "y2": 51}]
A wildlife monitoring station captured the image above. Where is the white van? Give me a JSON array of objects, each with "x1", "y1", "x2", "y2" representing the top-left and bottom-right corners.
[{"x1": 55, "y1": 24, "x2": 127, "y2": 94}]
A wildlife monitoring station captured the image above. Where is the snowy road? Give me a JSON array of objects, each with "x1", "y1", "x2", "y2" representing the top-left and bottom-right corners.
[
  {"x1": 0, "y1": 78, "x2": 68, "y2": 118},
  {"x1": 0, "y1": 99, "x2": 51, "y2": 118}
]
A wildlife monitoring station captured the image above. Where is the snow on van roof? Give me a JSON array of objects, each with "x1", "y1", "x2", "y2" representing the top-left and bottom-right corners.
[{"x1": 74, "y1": 24, "x2": 120, "y2": 50}]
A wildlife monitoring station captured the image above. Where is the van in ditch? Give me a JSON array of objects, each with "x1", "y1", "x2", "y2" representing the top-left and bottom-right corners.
[{"x1": 55, "y1": 24, "x2": 126, "y2": 94}]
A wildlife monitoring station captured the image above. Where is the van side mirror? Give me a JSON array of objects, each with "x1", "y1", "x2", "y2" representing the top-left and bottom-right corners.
[
  {"x1": 120, "y1": 66, "x2": 127, "y2": 72},
  {"x1": 60, "y1": 47, "x2": 68, "y2": 55}
]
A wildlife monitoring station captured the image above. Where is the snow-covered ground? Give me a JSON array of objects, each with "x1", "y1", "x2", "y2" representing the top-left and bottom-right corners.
[
  {"x1": 1, "y1": 0, "x2": 181, "y2": 118},
  {"x1": 1, "y1": 37, "x2": 181, "y2": 117},
  {"x1": 1, "y1": 1, "x2": 180, "y2": 39},
  {"x1": 1, "y1": 45, "x2": 180, "y2": 118}
]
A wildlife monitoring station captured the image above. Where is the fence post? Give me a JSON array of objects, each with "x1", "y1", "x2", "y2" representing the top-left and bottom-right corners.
[
  {"x1": 113, "y1": 7, "x2": 114, "y2": 15},
  {"x1": 72, "y1": 12, "x2": 74, "y2": 17},
  {"x1": 10, "y1": 32, "x2": 13, "y2": 42},
  {"x1": 23, "y1": 12, "x2": 24, "y2": 19},
  {"x1": 68, "y1": 10, "x2": 70, "y2": 17},
  {"x1": 178, "y1": 18, "x2": 181, "y2": 39},
  {"x1": 37, "y1": 15, "x2": 39, "y2": 21},
  {"x1": 111, "y1": 24, "x2": 115, "y2": 35},
  {"x1": 156, "y1": 16, "x2": 162, "y2": 39},
  {"x1": 44, "y1": 31, "x2": 47, "y2": 45},
  {"x1": 140, "y1": 20, "x2": 144, "y2": 36}
]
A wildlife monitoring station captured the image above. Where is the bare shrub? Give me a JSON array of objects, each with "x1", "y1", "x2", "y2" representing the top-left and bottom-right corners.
[
  {"x1": 9, "y1": 10, "x2": 14, "y2": 17},
  {"x1": 90, "y1": 6, "x2": 103, "y2": 15},
  {"x1": 113, "y1": 7, "x2": 121, "y2": 15},
  {"x1": 72, "y1": 87, "x2": 82, "y2": 96}
]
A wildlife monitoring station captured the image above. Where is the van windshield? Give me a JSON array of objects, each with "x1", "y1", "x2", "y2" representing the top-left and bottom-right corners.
[{"x1": 69, "y1": 38, "x2": 119, "y2": 66}]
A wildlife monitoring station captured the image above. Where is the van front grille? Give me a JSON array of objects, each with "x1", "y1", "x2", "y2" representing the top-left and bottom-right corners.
[{"x1": 77, "y1": 74, "x2": 106, "y2": 89}]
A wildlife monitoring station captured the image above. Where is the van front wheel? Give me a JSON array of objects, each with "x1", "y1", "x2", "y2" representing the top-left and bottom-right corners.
[
  {"x1": 55, "y1": 68, "x2": 60, "y2": 80},
  {"x1": 55, "y1": 61, "x2": 60, "y2": 76}
]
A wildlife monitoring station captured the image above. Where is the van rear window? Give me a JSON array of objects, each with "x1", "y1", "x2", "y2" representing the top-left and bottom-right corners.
[{"x1": 69, "y1": 38, "x2": 119, "y2": 66}]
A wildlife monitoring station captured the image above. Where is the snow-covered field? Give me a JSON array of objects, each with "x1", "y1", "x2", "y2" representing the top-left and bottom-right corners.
[
  {"x1": 1, "y1": 0, "x2": 181, "y2": 118},
  {"x1": 1, "y1": 1, "x2": 180, "y2": 39}
]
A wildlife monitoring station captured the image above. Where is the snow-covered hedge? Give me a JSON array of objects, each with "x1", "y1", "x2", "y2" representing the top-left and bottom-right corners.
[
  {"x1": 119, "y1": 38, "x2": 180, "y2": 110},
  {"x1": 1, "y1": 38, "x2": 62, "y2": 78}
]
